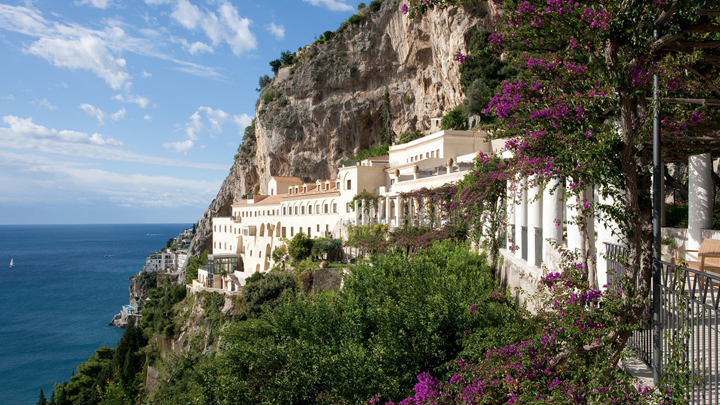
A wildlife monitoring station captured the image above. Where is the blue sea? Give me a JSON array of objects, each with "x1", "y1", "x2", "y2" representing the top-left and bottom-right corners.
[{"x1": 0, "y1": 224, "x2": 189, "y2": 405}]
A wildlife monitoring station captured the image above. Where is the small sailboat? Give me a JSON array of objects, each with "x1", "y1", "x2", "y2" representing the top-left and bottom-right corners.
[{"x1": 9, "y1": 258, "x2": 14, "y2": 268}]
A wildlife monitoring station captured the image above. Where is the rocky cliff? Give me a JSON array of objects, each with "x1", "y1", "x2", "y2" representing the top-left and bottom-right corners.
[{"x1": 184, "y1": 1, "x2": 489, "y2": 268}]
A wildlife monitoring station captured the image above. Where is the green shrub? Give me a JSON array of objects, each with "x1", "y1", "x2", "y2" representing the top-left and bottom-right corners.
[
  {"x1": 357, "y1": 2, "x2": 366, "y2": 9},
  {"x1": 263, "y1": 91, "x2": 274, "y2": 104},
  {"x1": 234, "y1": 272, "x2": 297, "y2": 321},
  {"x1": 440, "y1": 105, "x2": 466, "y2": 130},
  {"x1": 311, "y1": 237, "x2": 343, "y2": 260},
  {"x1": 348, "y1": 13, "x2": 365, "y2": 25},
  {"x1": 348, "y1": 144, "x2": 389, "y2": 163},
  {"x1": 403, "y1": 93, "x2": 413, "y2": 104},
  {"x1": 397, "y1": 130, "x2": 423, "y2": 145},
  {"x1": 288, "y1": 232, "x2": 314, "y2": 262},
  {"x1": 368, "y1": 0, "x2": 383, "y2": 11},
  {"x1": 203, "y1": 240, "x2": 515, "y2": 404}
]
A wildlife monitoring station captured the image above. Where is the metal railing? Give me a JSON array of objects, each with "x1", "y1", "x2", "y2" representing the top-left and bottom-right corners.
[
  {"x1": 521, "y1": 226, "x2": 528, "y2": 262},
  {"x1": 605, "y1": 243, "x2": 720, "y2": 403},
  {"x1": 534, "y1": 227, "x2": 543, "y2": 267}
]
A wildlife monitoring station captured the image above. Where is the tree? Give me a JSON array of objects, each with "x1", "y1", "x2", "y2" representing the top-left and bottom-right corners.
[
  {"x1": 397, "y1": 130, "x2": 423, "y2": 145},
  {"x1": 269, "y1": 59, "x2": 282, "y2": 74},
  {"x1": 256, "y1": 74, "x2": 271, "y2": 92},
  {"x1": 380, "y1": 89, "x2": 395, "y2": 144},
  {"x1": 440, "y1": 105, "x2": 465, "y2": 130},
  {"x1": 311, "y1": 237, "x2": 343, "y2": 260},
  {"x1": 287, "y1": 232, "x2": 313, "y2": 262},
  {"x1": 357, "y1": 2, "x2": 366, "y2": 10},
  {"x1": 280, "y1": 50, "x2": 295, "y2": 66},
  {"x1": 37, "y1": 389, "x2": 48, "y2": 405},
  {"x1": 405, "y1": 0, "x2": 720, "y2": 372}
]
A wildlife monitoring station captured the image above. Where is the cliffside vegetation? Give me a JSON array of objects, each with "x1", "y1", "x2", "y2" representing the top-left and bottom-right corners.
[{"x1": 42, "y1": 240, "x2": 518, "y2": 405}]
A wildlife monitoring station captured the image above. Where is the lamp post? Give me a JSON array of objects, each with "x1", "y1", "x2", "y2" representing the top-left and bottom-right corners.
[{"x1": 652, "y1": 28, "x2": 663, "y2": 385}]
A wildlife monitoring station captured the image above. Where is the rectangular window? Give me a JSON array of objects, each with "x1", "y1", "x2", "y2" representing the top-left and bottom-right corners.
[
  {"x1": 283, "y1": 207, "x2": 287, "y2": 215},
  {"x1": 326, "y1": 224, "x2": 329, "y2": 232},
  {"x1": 346, "y1": 203, "x2": 350, "y2": 213},
  {"x1": 325, "y1": 184, "x2": 329, "y2": 190},
  {"x1": 295, "y1": 207, "x2": 298, "y2": 215},
  {"x1": 282, "y1": 227, "x2": 286, "y2": 238},
  {"x1": 333, "y1": 203, "x2": 337, "y2": 213},
  {"x1": 307, "y1": 227, "x2": 311, "y2": 237},
  {"x1": 347, "y1": 179, "x2": 351, "y2": 189},
  {"x1": 317, "y1": 224, "x2": 320, "y2": 232},
  {"x1": 301, "y1": 206, "x2": 305, "y2": 215},
  {"x1": 431, "y1": 151, "x2": 435, "y2": 158},
  {"x1": 271, "y1": 188, "x2": 274, "y2": 195},
  {"x1": 291, "y1": 227, "x2": 294, "y2": 236},
  {"x1": 309, "y1": 205, "x2": 312, "y2": 214},
  {"x1": 437, "y1": 149, "x2": 440, "y2": 157},
  {"x1": 324, "y1": 204, "x2": 328, "y2": 213}
]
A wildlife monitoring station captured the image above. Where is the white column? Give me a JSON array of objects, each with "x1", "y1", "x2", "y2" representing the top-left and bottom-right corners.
[
  {"x1": 385, "y1": 196, "x2": 391, "y2": 225},
  {"x1": 396, "y1": 196, "x2": 403, "y2": 226},
  {"x1": 408, "y1": 199, "x2": 414, "y2": 224},
  {"x1": 507, "y1": 180, "x2": 515, "y2": 250},
  {"x1": 542, "y1": 178, "x2": 564, "y2": 245},
  {"x1": 688, "y1": 153, "x2": 714, "y2": 260},
  {"x1": 527, "y1": 177, "x2": 543, "y2": 267},
  {"x1": 355, "y1": 200, "x2": 360, "y2": 225},
  {"x1": 515, "y1": 177, "x2": 528, "y2": 260},
  {"x1": 566, "y1": 190, "x2": 582, "y2": 252},
  {"x1": 361, "y1": 200, "x2": 367, "y2": 225}
]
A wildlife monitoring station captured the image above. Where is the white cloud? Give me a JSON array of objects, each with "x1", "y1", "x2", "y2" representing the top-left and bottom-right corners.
[
  {"x1": 2, "y1": 115, "x2": 122, "y2": 146},
  {"x1": 2, "y1": 95, "x2": 15, "y2": 100},
  {"x1": 30, "y1": 98, "x2": 58, "y2": 110},
  {"x1": 144, "y1": 114, "x2": 152, "y2": 121},
  {"x1": 168, "y1": 0, "x2": 257, "y2": 56},
  {"x1": 142, "y1": 70, "x2": 152, "y2": 77},
  {"x1": 233, "y1": 113, "x2": 252, "y2": 131},
  {"x1": 171, "y1": 0, "x2": 203, "y2": 29},
  {"x1": 113, "y1": 94, "x2": 150, "y2": 108},
  {"x1": 266, "y1": 22, "x2": 285, "y2": 40},
  {"x1": 26, "y1": 35, "x2": 131, "y2": 90},
  {"x1": 0, "y1": 150, "x2": 220, "y2": 208},
  {"x1": 80, "y1": 103, "x2": 126, "y2": 125},
  {"x1": 0, "y1": 4, "x2": 224, "y2": 86},
  {"x1": 163, "y1": 139, "x2": 195, "y2": 154},
  {"x1": 109, "y1": 107, "x2": 126, "y2": 121},
  {"x1": 75, "y1": 0, "x2": 114, "y2": 9},
  {"x1": 165, "y1": 106, "x2": 252, "y2": 154},
  {"x1": 177, "y1": 38, "x2": 214, "y2": 55},
  {"x1": 0, "y1": 115, "x2": 226, "y2": 170},
  {"x1": 302, "y1": 0, "x2": 354, "y2": 12}
]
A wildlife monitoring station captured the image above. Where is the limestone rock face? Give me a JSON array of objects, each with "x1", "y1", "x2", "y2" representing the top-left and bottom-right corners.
[{"x1": 185, "y1": 2, "x2": 487, "y2": 266}]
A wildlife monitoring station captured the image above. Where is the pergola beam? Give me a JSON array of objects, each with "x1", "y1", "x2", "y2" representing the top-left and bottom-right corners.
[{"x1": 659, "y1": 97, "x2": 720, "y2": 105}]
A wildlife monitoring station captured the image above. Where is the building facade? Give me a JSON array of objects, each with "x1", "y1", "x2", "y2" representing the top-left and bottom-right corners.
[{"x1": 192, "y1": 129, "x2": 491, "y2": 292}]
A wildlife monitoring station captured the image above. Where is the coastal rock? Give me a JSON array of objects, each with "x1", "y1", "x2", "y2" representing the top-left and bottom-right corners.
[{"x1": 185, "y1": 2, "x2": 488, "y2": 270}]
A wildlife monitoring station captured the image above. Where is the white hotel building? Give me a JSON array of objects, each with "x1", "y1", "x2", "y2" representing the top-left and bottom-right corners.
[
  {"x1": 194, "y1": 126, "x2": 718, "y2": 299},
  {"x1": 192, "y1": 128, "x2": 493, "y2": 293}
]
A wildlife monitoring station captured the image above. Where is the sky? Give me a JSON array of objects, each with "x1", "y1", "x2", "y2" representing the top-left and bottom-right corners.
[{"x1": 0, "y1": 0, "x2": 359, "y2": 224}]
